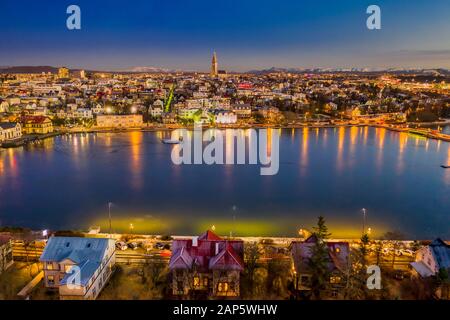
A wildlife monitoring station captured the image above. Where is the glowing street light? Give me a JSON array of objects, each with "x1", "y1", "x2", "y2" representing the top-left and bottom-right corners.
[{"x1": 361, "y1": 208, "x2": 367, "y2": 235}]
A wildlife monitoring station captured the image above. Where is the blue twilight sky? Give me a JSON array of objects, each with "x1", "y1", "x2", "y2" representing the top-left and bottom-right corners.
[{"x1": 0, "y1": 0, "x2": 449, "y2": 71}]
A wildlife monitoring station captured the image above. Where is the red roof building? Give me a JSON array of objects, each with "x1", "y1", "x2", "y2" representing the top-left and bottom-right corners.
[{"x1": 169, "y1": 230, "x2": 244, "y2": 297}]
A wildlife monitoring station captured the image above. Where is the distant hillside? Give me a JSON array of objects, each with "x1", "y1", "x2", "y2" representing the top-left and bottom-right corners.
[{"x1": 0, "y1": 66, "x2": 62, "y2": 74}]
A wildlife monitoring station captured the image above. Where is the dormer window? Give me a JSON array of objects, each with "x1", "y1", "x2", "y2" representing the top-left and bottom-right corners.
[
  {"x1": 65, "y1": 242, "x2": 70, "y2": 247},
  {"x1": 86, "y1": 243, "x2": 92, "y2": 248}
]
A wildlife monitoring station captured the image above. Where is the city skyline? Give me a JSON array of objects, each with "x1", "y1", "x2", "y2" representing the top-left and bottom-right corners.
[{"x1": 1, "y1": 0, "x2": 450, "y2": 71}]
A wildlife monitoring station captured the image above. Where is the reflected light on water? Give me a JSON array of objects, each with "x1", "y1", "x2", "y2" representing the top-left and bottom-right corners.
[
  {"x1": 336, "y1": 127, "x2": 345, "y2": 172},
  {"x1": 397, "y1": 132, "x2": 408, "y2": 173},
  {"x1": 300, "y1": 128, "x2": 308, "y2": 176},
  {"x1": 129, "y1": 131, "x2": 143, "y2": 190}
]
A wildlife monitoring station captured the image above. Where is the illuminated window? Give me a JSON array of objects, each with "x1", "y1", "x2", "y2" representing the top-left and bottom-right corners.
[
  {"x1": 193, "y1": 277, "x2": 200, "y2": 287},
  {"x1": 218, "y1": 282, "x2": 229, "y2": 292},
  {"x1": 330, "y1": 276, "x2": 341, "y2": 284},
  {"x1": 335, "y1": 247, "x2": 341, "y2": 253},
  {"x1": 203, "y1": 277, "x2": 208, "y2": 287},
  {"x1": 47, "y1": 275, "x2": 54, "y2": 285},
  {"x1": 64, "y1": 265, "x2": 72, "y2": 273},
  {"x1": 47, "y1": 263, "x2": 53, "y2": 270}
]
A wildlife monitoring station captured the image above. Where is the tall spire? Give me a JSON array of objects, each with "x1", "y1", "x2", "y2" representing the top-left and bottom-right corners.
[{"x1": 211, "y1": 51, "x2": 218, "y2": 77}]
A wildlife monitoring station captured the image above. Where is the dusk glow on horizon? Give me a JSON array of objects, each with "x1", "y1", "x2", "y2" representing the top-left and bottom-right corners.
[{"x1": 1, "y1": 0, "x2": 450, "y2": 71}]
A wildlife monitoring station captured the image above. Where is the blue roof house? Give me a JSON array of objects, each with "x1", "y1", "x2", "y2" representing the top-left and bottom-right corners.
[{"x1": 40, "y1": 236, "x2": 116, "y2": 300}]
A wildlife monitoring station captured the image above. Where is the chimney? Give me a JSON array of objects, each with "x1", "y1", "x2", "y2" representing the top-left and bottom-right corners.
[
  {"x1": 215, "y1": 242, "x2": 220, "y2": 255},
  {"x1": 192, "y1": 236, "x2": 198, "y2": 247}
]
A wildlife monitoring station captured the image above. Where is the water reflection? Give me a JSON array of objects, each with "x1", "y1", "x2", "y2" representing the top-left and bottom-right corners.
[
  {"x1": 129, "y1": 131, "x2": 143, "y2": 190},
  {"x1": 0, "y1": 127, "x2": 449, "y2": 238},
  {"x1": 336, "y1": 127, "x2": 345, "y2": 172}
]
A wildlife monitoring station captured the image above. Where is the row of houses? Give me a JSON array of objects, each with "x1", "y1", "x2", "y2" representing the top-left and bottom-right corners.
[
  {"x1": 1, "y1": 114, "x2": 145, "y2": 144},
  {"x1": 32, "y1": 231, "x2": 450, "y2": 300},
  {"x1": 0, "y1": 116, "x2": 54, "y2": 143}
]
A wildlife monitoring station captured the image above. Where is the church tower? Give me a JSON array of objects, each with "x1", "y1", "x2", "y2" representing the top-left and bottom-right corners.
[{"x1": 211, "y1": 51, "x2": 218, "y2": 77}]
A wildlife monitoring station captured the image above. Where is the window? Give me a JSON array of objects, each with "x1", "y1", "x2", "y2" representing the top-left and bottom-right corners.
[
  {"x1": 203, "y1": 277, "x2": 208, "y2": 287},
  {"x1": 47, "y1": 263, "x2": 53, "y2": 270},
  {"x1": 64, "y1": 265, "x2": 72, "y2": 273},
  {"x1": 335, "y1": 247, "x2": 341, "y2": 253},
  {"x1": 217, "y1": 282, "x2": 229, "y2": 292},
  {"x1": 193, "y1": 277, "x2": 200, "y2": 287},
  {"x1": 330, "y1": 276, "x2": 341, "y2": 284},
  {"x1": 47, "y1": 275, "x2": 55, "y2": 285}
]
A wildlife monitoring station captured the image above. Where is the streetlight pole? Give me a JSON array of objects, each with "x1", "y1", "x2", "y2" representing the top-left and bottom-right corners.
[
  {"x1": 362, "y1": 208, "x2": 367, "y2": 235},
  {"x1": 108, "y1": 202, "x2": 112, "y2": 238},
  {"x1": 230, "y1": 205, "x2": 237, "y2": 238}
]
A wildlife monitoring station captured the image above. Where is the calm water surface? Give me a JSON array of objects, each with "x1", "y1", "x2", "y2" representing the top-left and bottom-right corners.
[{"x1": 0, "y1": 127, "x2": 449, "y2": 239}]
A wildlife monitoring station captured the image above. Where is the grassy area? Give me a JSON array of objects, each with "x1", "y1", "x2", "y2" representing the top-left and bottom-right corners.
[
  {"x1": 98, "y1": 264, "x2": 169, "y2": 300},
  {"x1": 0, "y1": 262, "x2": 41, "y2": 300}
]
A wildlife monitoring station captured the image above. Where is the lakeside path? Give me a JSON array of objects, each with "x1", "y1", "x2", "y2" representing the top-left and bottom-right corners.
[{"x1": 2, "y1": 120, "x2": 450, "y2": 149}]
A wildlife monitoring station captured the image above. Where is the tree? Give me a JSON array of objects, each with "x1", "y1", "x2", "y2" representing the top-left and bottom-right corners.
[
  {"x1": 359, "y1": 233, "x2": 370, "y2": 268},
  {"x1": 308, "y1": 216, "x2": 331, "y2": 299},
  {"x1": 342, "y1": 233, "x2": 371, "y2": 300},
  {"x1": 244, "y1": 242, "x2": 261, "y2": 294}
]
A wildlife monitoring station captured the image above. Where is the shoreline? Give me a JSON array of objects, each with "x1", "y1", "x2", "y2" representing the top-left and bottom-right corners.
[{"x1": 2, "y1": 120, "x2": 449, "y2": 149}]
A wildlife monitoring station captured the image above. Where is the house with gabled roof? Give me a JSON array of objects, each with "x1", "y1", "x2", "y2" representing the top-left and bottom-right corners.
[
  {"x1": 291, "y1": 235, "x2": 350, "y2": 295},
  {"x1": 411, "y1": 238, "x2": 450, "y2": 278},
  {"x1": 40, "y1": 236, "x2": 115, "y2": 300},
  {"x1": 169, "y1": 230, "x2": 244, "y2": 298}
]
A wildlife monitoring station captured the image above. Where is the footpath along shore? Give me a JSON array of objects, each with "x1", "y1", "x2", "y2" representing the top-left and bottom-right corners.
[{"x1": 2, "y1": 120, "x2": 450, "y2": 149}]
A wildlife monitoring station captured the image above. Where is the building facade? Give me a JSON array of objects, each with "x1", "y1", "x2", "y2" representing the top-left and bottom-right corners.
[
  {"x1": 0, "y1": 235, "x2": 13, "y2": 275},
  {"x1": 169, "y1": 230, "x2": 244, "y2": 298},
  {"x1": 411, "y1": 238, "x2": 450, "y2": 278},
  {"x1": 96, "y1": 114, "x2": 143, "y2": 128},
  {"x1": 291, "y1": 235, "x2": 349, "y2": 296},
  {"x1": 21, "y1": 116, "x2": 54, "y2": 134},
  {"x1": 0, "y1": 122, "x2": 22, "y2": 142},
  {"x1": 211, "y1": 52, "x2": 218, "y2": 77},
  {"x1": 40, "y1": 236, "x2": 116, "y2": 300},
  {"x1": 213, "y1": 110, "x2": 237, "y2": 124}
]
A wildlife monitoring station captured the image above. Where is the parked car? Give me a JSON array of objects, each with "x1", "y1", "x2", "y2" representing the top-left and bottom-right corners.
[
  {"x1": 128, "y1": 242, "x2": 138, "y2": 250},
  {"x1": 402, "y1": 249, "x2": 415, "y2": 257},
  {"x1": 115, "y1": 241, "x2": 128, "y2": 251},
  {"x1": 154, "y1": 242, "x2": 165, "y2": 250}
]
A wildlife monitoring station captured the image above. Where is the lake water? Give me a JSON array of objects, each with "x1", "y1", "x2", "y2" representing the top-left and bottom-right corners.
[{"x1": 0, "y1": 127, "x2": 449, "y2": 239}]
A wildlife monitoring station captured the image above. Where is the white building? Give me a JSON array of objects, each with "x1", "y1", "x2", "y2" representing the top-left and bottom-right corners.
[
  {"x1": 92, "y1": 104, "x2": 104, "y2": 115},
  {"x1": 214, "y1": 110, "x2": 237, "y2": 124},
  {"x1": 73, "y1": 108, "x2": 93, "y2": 119},
  {"x1": 411, "y1": 238, "x2": 450, "y2": 278},
  {"x1": 40, "y1": 237, "x2": 116, "y2": 300},
  {"x1": 0, "y1": 122, "x2": 22, "y2": 142},
  {"x1": 149, "y1": 100, "x2": 164, "y2": 117}
]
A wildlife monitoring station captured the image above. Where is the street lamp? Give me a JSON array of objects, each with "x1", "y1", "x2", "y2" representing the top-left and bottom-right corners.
[
  {"x1": 361, "y1": 208, "x2": 367, "y2": 235},
  {"x1": 129, "y1": 223, "x2": 134, "y2": 234},
  {"x1": 298, "y1": 228, "x2": 311, "y2": 239}
]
